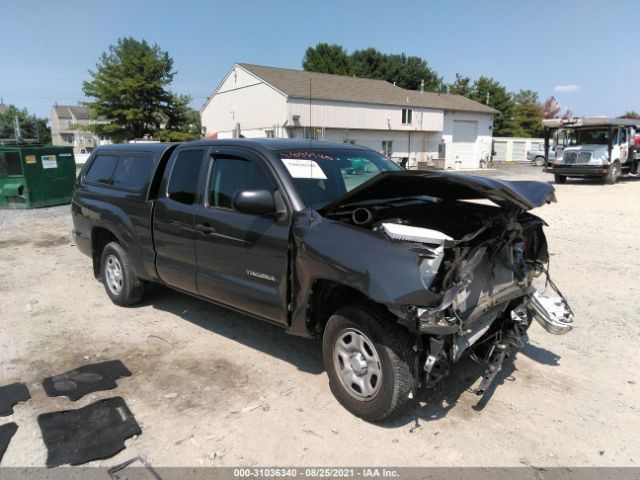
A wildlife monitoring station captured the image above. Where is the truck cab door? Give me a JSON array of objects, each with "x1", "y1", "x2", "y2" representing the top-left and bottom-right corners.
[
  {"x1": 619, "y1": 128, "x2": 629, "y2": 163},
  {"x1": 153, "y1": 148, "x2": 207, "y2": 293},
  {"x1": 194, "y1": 148, "x2": 291, "y2": 325}
]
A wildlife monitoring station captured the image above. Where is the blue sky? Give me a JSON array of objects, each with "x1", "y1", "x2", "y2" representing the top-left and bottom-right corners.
[{"x1": 1, "y1": 0, "x2": 637, "y2": 119}]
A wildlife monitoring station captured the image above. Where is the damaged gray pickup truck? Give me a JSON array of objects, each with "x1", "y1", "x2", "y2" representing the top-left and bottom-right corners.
[{"x1": 72, "y1": 139, "x2": 573, "y2": 421}]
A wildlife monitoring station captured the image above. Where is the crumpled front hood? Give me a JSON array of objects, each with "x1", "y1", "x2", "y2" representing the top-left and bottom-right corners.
[{"x1": 318, "y1": 170, "x2": 557, "y2": 214}]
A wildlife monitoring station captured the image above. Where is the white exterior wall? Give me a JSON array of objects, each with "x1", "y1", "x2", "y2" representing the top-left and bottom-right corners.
[
  {"x1": 441, "y1": 112, "x2": 494, "y2": 169},
  {"x1": 307, "y1": 129, "x2": 439, "y2": 165},
  {"x1": 492, "y1": 136, "x2": 545, "y2": 162},
  {"x1": 200, "y1": 65, "x2": 495, "y2": 169},
  {"x1": 288, "y1": 99, "x2": 443, "y2": 132},
  {"x1": 201, "y1": 67, "x2": 288, "y2": 137}
]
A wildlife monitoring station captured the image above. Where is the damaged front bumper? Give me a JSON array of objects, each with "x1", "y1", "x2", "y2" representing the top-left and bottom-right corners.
[
  {"x1": 527, "y1": 288, "x2": 574, "y2": 335},
  {"x1": 416, "y1": 284, "x2": 574, "y2": 337}
]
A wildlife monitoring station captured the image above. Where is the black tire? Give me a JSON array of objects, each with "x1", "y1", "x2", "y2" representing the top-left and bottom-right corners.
[
  {"x1": 604, "y1": 161, "x2": 620, "y2": 185},
  {"x1": 322, "y1": 303, "x2": 416, "y2": 422},
  {"x1": 534, "y1": 156, "x2": 545, "y2": 167},
  {"x1": 554, "y1": 174, "x2": 567, "y2": 184},
  {"x1": 100, "y1": 242, "x2": 144, "y2": 306}
]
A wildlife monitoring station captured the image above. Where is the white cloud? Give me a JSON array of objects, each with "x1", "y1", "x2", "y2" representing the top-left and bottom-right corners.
[{"x1": 553, "y1": 84, "x2": 582, "y2": 93}]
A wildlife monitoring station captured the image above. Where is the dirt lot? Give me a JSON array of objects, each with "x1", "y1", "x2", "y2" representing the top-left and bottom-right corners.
[{"x1": 1, "y1": 164, "x2": 639, "y2": 468}]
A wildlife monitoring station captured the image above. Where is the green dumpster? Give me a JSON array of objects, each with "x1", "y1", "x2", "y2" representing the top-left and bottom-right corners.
[{"x1": 0, "y1": 145, "x2": 76, "y2": 208}]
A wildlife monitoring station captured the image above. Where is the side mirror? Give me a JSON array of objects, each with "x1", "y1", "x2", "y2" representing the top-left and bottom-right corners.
[{"x1": 232, "y1": 189, "x2": 276, "y2": 215}]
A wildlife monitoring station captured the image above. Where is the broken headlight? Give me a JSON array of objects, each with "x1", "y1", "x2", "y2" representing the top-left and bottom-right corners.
[{"x1": 418, "y1": 247, "x2": 445, "y2": 289}]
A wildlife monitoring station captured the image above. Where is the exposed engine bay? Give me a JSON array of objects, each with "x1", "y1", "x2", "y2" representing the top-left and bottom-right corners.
[{"x1": 325, "y1": 198, "x2": 574, "y2": 394}]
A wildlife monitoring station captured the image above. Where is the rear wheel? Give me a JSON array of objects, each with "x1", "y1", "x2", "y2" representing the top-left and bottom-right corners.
[
  {"x1": 534, "y1": 156, "x2": 545, "y2": 167},
  {"x1": 322, "y1": 303, "x2": 416, "y2": 421},
  {"x1": 554, "y1": 174, "x2": 567, "y2": 184},
  {"x1": 101, "y1": 242, "x2": 144, "y2": 306},
  {"x1": 604, "y1": 161, "x2": 620, "y2": 184}
]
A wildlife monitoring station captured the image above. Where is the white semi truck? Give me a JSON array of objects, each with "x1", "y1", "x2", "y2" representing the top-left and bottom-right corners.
[{"x1": 543, "y1": 117, "x2": 640, "y2": 184}]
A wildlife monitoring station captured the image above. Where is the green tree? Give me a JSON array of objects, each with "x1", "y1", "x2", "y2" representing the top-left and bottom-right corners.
[
  {"x1": 377, "y1": 53, "x2": 443, "y2": 91},
  {"x1": 155, "y1": 101, "x2": 202, "y2": 141},
  {"x1": 82, "y1": 37, "x2": 199, "y2": 142},
  {"x1": 512, "y1": 90, "x2": 543, "y2": 137},
  {"x1": 302, "y1": 44, "x2": 443, "y2": 91},
  {"x1": 621, "y1": 110, "x2": 640, "y2": 119},
  {"x1": 448, "y1": 73, "x2": 473, "y2": 97},
  {"x1": 471, "y1": 76, "x2": 516, "y2": 136},
  {"x1": 302, "y1": 43, "x2": 351, "y2": 75},
  {"x1": 0, "y1": 104, "x2": 51, "y2": 143},
  {"x1": 349, "y1": 47, "x2": 386, "y2": 81}
]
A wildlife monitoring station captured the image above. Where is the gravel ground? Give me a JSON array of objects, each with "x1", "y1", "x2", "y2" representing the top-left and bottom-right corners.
[{"x1": 0, "y1": 163, "x2": 639, "y2": 468}]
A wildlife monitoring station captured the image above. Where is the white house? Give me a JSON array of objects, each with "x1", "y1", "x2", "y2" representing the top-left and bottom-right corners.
[{"x1": 201, "y1": 64, "x2": 498, "y2": 169}]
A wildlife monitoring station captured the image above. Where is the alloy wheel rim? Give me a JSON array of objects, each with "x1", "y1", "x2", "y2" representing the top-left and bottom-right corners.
[
  {"x1": 105, "y1": 255, "x2": 123, "y2": 295},
  {"x1": 333, "y1": 328, "x2": 382, "y2": 400}
]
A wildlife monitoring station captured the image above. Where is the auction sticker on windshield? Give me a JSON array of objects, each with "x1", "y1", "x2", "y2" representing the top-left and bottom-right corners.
[{"x1": 281, "y1": 159, "x2": 327, "y2": 179}]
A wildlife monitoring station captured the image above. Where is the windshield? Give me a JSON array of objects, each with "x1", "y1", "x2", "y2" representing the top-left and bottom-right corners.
[
  {"x1": 278, "y1": 149, "x2": 401, "y2": 209},
  {"x1": 563, "y1": 128, "x2": 609, "y2": 146}
]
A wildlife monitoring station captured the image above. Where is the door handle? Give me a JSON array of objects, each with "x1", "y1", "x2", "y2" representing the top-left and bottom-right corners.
[{"x1": 196, "y1": 223, "x2": 216, "y2": 234}]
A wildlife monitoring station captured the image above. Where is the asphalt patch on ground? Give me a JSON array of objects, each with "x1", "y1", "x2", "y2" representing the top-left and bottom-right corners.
[
  {"x1": 38, "y1": 396, "x2": 141, "y2": 467},
  {"x1": 0, "y1": 422, "x2": 18, "y2": 463},
  {"x1": 42, "y1": 360, "x2": 132, "y2": 401},
  {"x1": 0, "y1": 382, "x2": 31, "y2": 416}
]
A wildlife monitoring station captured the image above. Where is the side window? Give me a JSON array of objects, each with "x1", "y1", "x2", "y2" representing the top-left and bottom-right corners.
[
  {"x1": 209, "y1": 157, "x2": 272, "y2": 209},
  {"x1": 167, "y1": 150, "x2": 205, "y2": 205},
  {"x1": 112, "y1": 155, "x2": 152, "y2": 190},
  {"x1": 382, "y1": 140, "x2": 393, "y2": 157},
  {"x1": 402, "y1": 108, "x2": 412, "y2": 125},
  {"x1": 84, "y1": 155, "x2": 118, "y2": 184},
  {"x1": 619, "y1": 128, "x2": 627, "y2": 145}
]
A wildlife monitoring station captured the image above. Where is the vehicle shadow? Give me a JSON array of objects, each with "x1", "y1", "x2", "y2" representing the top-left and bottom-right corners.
[
  {"x1": 140, "y1": 284, "x2": 561, "y2": 423},
  {"x1": 142, "y1": 283, "x2": 325, "y2": 375},
  {"x1": 379, "y1": 341, "x2": 561, "y2": 429}
]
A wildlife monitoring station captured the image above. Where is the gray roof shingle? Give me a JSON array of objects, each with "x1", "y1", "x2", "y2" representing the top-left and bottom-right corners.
[{"x1": 238, "y1": 63, "x2": 498, "y2": 114}]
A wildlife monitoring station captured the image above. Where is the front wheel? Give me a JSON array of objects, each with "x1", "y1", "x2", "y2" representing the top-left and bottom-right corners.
[
  {"x1": 534, "y1": 156, "x2": 545, "y2": 167},
  {"x1": 322, "y1": 304, "x2": 416, "y2": 422},
  {"x1": 554, "y1": 174, "x2": 567, "y2": 184},
  {"x1": 604, "y1": 161, "x2": 620, "y2": 185}
]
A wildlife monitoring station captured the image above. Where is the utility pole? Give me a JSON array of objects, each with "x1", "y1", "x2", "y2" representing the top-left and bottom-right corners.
[
  {"x1": 34, "y1": 114, "x2": 40, "y2": 142},
  {"x1": 13, "y1": 116, "x2": 21, "y2": 142}
]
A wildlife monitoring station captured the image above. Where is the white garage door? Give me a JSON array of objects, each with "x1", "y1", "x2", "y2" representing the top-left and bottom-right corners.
[
  {"x1": 450, "y1": 120, "x2": 478, "y2": 168},
  {"x1": 512, "y1": 141, "x2": 526, "y2": 161},
  {"x1": 493, "y1": 141, "x2": 508, "y2": 161}
]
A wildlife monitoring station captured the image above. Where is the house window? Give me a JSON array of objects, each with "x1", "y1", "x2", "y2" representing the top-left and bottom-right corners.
[
  {"x1": 65, "y1": 134, "x2": 74, "y2": 144},
  {"x1": 382, "y1": 140, "x2": 393, "y2": 157},
  {"x1": 402, "y1": 109, "x2": 412, "y2": 125},
  {"x1": 304, "y1": 127, "x2": 323, "y2": 140}
]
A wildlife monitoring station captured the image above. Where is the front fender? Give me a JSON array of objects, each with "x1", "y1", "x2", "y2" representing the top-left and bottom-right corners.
[{"x1": 289, "y1": 212, "x2": 440, "y2": 336}]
